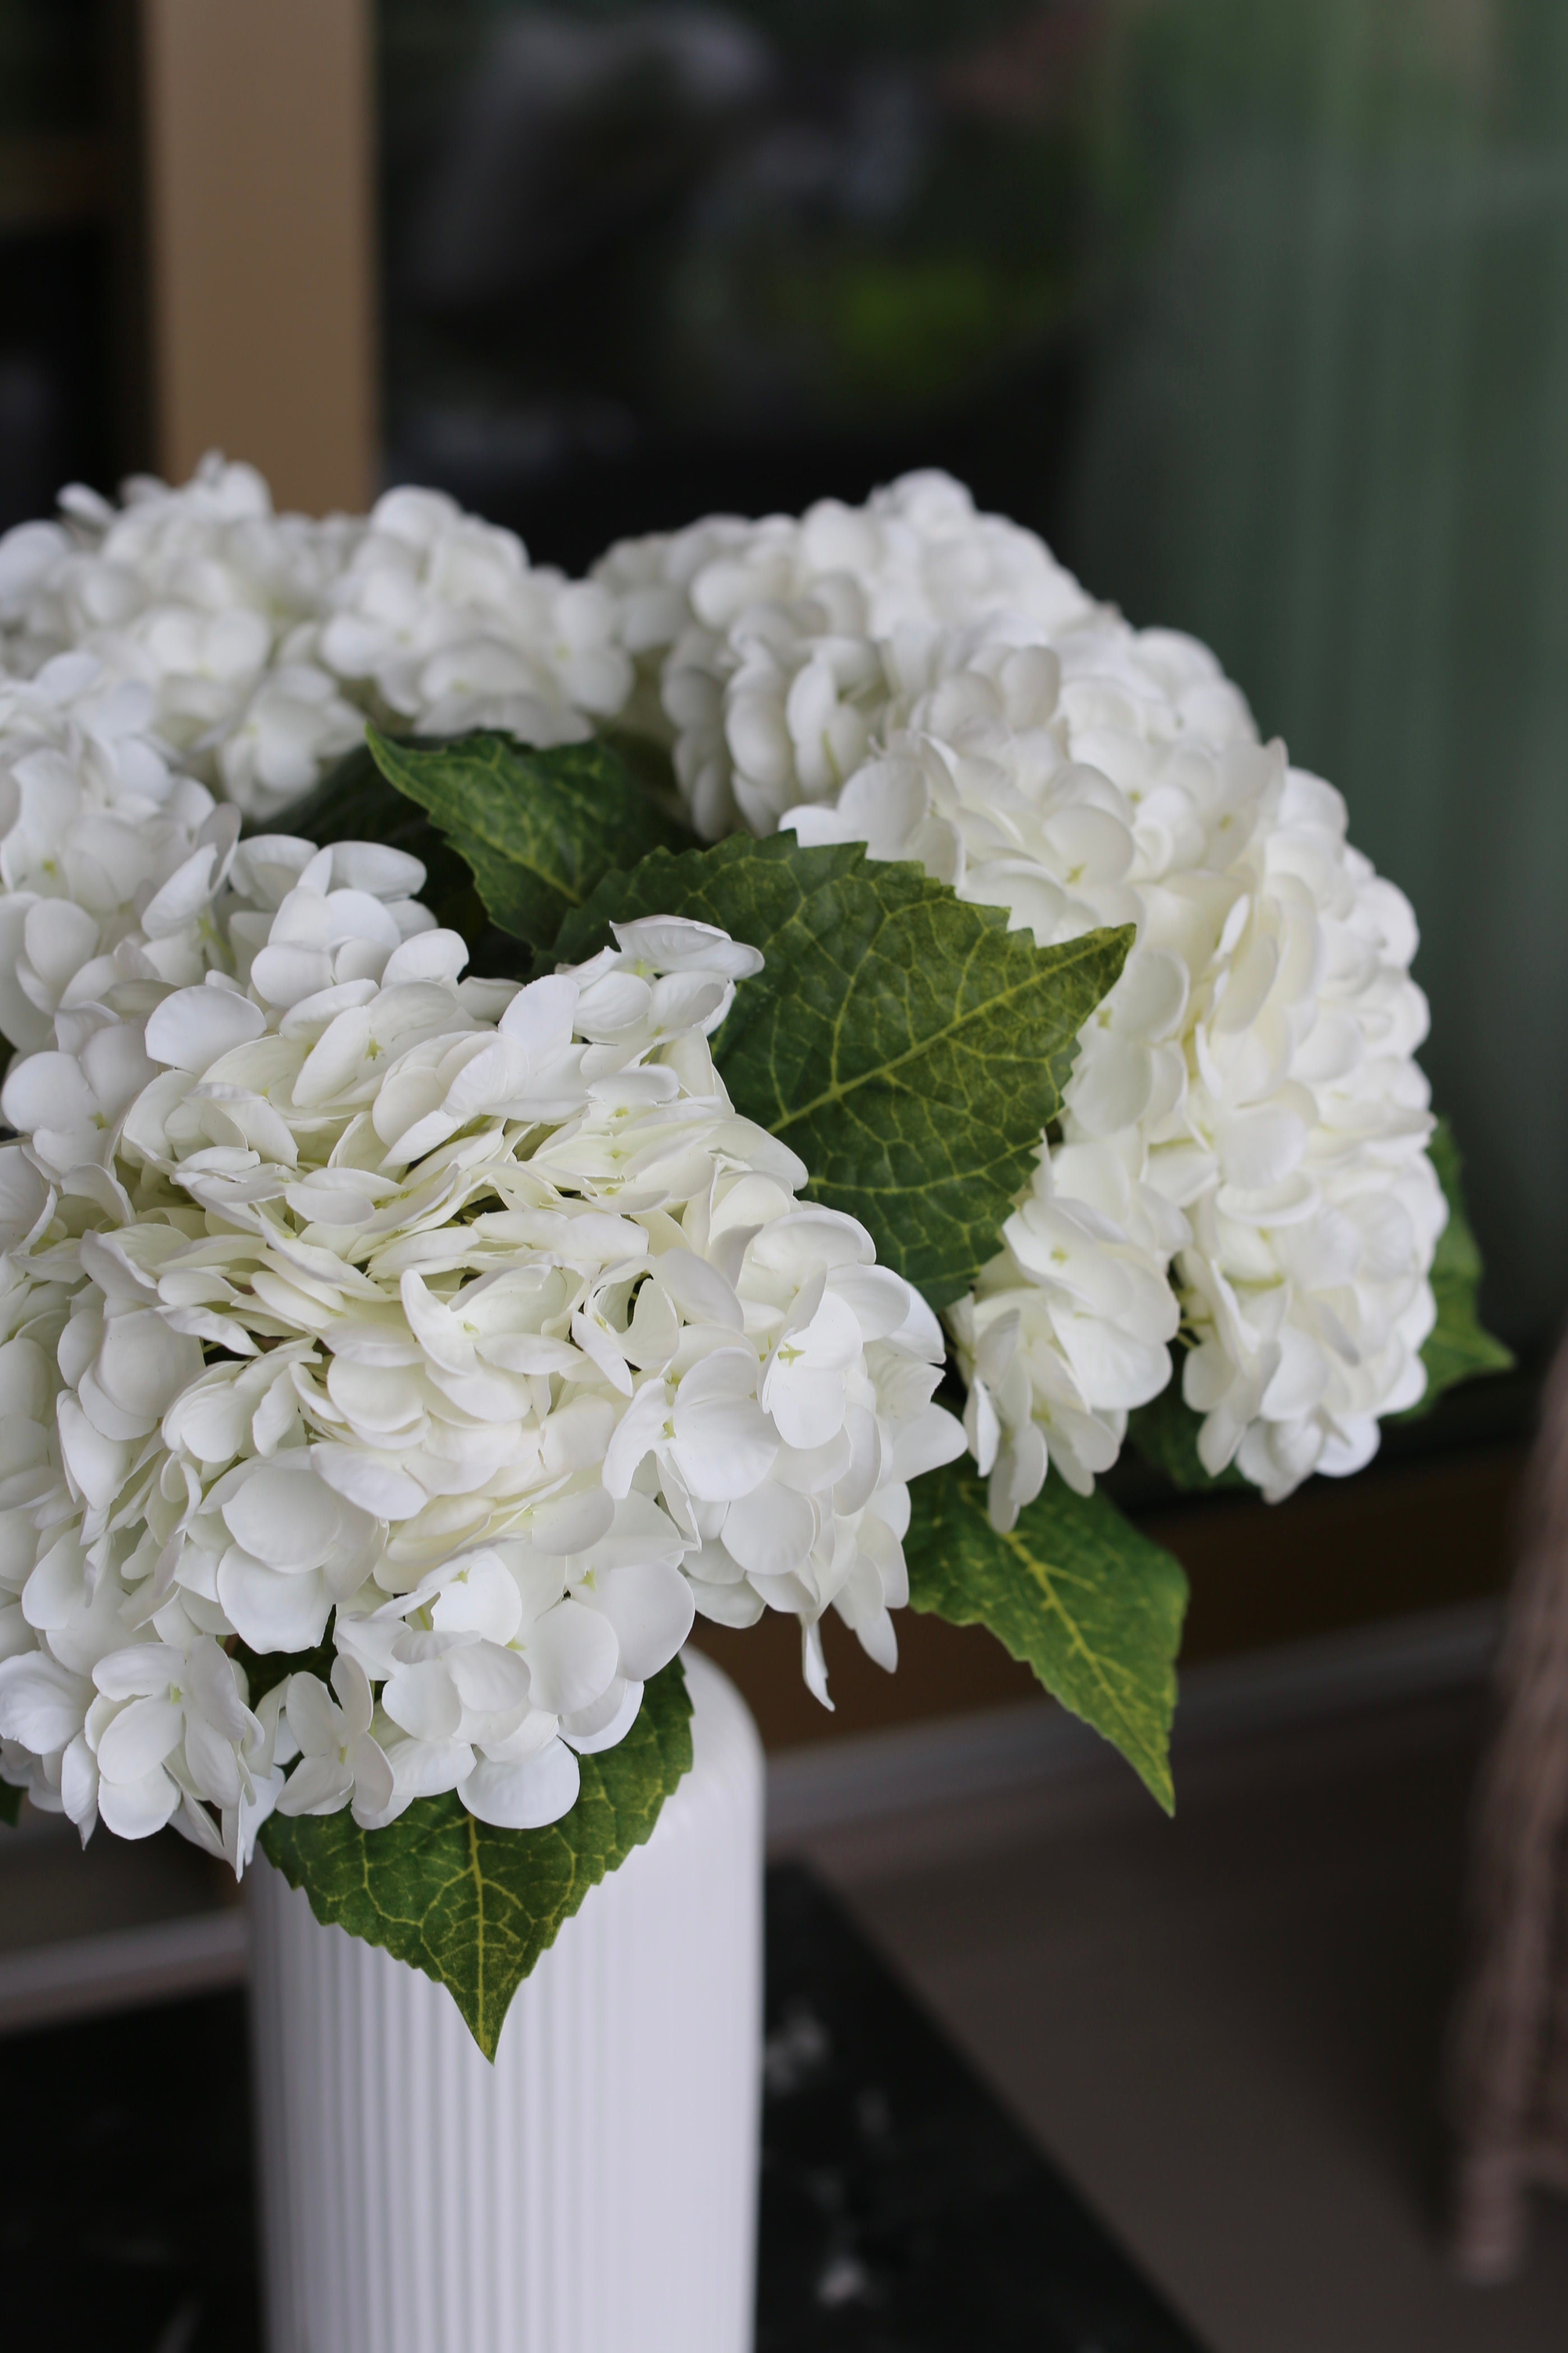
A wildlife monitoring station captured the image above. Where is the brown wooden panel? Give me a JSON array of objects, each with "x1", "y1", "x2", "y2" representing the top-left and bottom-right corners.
[
  {"x1": 139, "y1": 0, "x2": 376, "y2": 511},
  {"x1": 1165, "y1": 1443, "x2": 1523, "y2": 1665}
]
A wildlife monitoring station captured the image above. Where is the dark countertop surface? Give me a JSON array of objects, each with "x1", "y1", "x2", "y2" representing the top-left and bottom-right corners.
[{"x1": 0, "y1": 1861, "x2": 1203, "y2": 2353}]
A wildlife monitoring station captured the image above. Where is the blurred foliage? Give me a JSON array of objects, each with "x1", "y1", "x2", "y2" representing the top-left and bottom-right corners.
[{"x1": 378, "y1": 0, "x2": 1093, "y2": 448}]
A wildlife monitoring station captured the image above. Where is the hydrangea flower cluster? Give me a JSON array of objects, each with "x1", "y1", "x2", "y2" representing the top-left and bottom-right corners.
[
  {"x1": 0, "y1": 459, "x2": 367, "y2": 820},
  {"x1": 0, "y1": 461, "x2": 632, "y2": 824},
  {"x1": 316, "y1": 485, "x2": 632, "y2": 757},
  {"x1": 0, "y1": 451, "x2": 1446, "y2": 1544},
  {"x1": 0, "y1": 847, "x2": 961, "y2": 1865},
  {"x1": 593, "y1": 470, "x2": 1095, "y2": 838},
  {"x1": 0, "y1": 652, "x2": 263, "y2": 1070},
  {"x1": 597, "y1": 485, "x2": 1445, "y2": 1508}
]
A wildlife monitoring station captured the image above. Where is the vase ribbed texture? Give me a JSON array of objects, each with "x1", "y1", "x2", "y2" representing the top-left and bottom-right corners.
[{"x1": 248, "y1": 1648, "x2": 764, "y2": 2353}]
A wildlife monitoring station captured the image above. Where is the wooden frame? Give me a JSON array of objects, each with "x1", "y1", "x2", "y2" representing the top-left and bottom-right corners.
[{"x1": 138, "y1": 0, "x2": 377, "y2": 512}]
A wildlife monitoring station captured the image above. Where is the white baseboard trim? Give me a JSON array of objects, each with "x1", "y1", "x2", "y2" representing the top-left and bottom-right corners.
[{"x1": 0, "y1": 1599, "x2": 1501, "y2": 2035}]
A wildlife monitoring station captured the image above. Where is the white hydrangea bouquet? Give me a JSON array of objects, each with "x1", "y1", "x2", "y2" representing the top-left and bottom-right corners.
[{"x1": 0, "y1": 461, "x2": 1507, "y2": 2054}]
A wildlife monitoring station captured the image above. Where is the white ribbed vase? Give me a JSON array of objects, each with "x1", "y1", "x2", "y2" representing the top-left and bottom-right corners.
[{"x1": 248, "y1": 1648, "x2": 764, "y2": 2353}]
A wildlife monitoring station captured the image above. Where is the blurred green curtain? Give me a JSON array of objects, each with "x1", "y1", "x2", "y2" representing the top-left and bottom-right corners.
[{"x1": 1062, "y1": 0, "x2": 1568, "y2": 1353}]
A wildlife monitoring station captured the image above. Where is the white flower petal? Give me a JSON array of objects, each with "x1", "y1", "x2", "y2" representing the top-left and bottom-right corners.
[
  {"x1": 582, "y1": 1562, "x2": 694, "y2": 1683},
  {"x1": 0, "y1": 1653, "x2": 87, "y2": 1754},
  {"x1": 144, "y1": 985, "x2": 267, "y2": 1072},
  {"x1": 311, "y1": 1445, "x2": 426, "y2": 1520},
  {"x1": 446, "y1": 1641, "x2": 532, "y2": 1718},
  {"x1": 220, "y1": 1458, "x2": 353, "y2": 1572},
  {"x1": 721, "y1": 1485, "x2": 816, "y2": 1578},
  {"x1": 459, "y1": 1737, "x2": 581, "y2": 1829},
  {"x1": 559, "y1": 1675, "x2": 645, "y2": 1754},
  {"x1": 285, "y1": 1671, "x2": 343, "y2": 1758},
  {"x1": 97, "y1": 1764, "x2": 181, "y2": 1840},
  {"x1": 216, "y1": 1552, "x2": 332, "y2": 1652},
  {"x1": 522, "y1": 1597, "x2": 620, "y2": 1717},
  {"x1": 382, "y1": 1659, "x2": 463, "y2": 1742},
  {"x1": 277, "y1": 1752, "x2": 355, "y2": 1816}
]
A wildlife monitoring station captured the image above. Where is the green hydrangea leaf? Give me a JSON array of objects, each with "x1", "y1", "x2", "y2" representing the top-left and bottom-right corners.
[
  {"x1": 903, "y1": 1463, "x2": 1187, "y2": 1812},
  {"x1": 364, "y1": 727, "x2": 695, "y2": 956},
  {"x1": 0, "y1": 1779, "x2": 23, "y2": 1826},
  {"x1": 1127, "y1": 1378, "x2": 1247, "y2": 1493},
  {"x1": 553, "y1": 836, "x2": 1132, "y2": 1309},
  {"x1": 258, "y1": 1656, "x2": 694, "y2": 2058},
  {"x1": 1404, "y1": 1118, "x2": 1513, "y2": 1415}
]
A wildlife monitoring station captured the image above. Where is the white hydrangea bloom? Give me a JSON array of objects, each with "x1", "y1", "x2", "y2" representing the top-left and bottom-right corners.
[
  {"x1": 0, "y1": 835, "x2": 478, "y2": 1857},
  {"x1": 0, "y1": 435, "x2": 1447, "y2": 1838},
  {"x1": 217, "y1": 662, "x2": 368, "y2": 819},
  {"x1": 1172, "y1": 768, "x2": 1443, "y2": 1499},
  {"x1": 317, "y1": 485, "x2": 633, "y2": 751},
  {"x1": 0, "y1": 825, "x2": 435, "y2": 1180},
  {"x1": 0, "y1": 456, "x2": 367, "y2": 822},
  {"x1": 71, "y1": 1627, "x2": 283, "y2": 1850},
  {"x1": 783, "y1": 607, "x2": 1443, "y2": 1507},
  {"x1": 0, "y1": 1233, "x2": 78, "y2": 1813},
  {"x1": 0, "y1": 463, "x2": 658, "y2": 827},
  {"x1": 594, "y1": 471, "x2": 1097, "y2": 836},
  {"x1": 0, "y1": 1190, "x2": 264, "y2": 1849},
  {"x1": 0, "y1": 873, "x2": 961, "y2": 1849},
  {"x1": 0, "y1": 653, "x2": 242, "y2": 1056},
  {"x1": 948, "y1": 1140, "x2": 1185, "y2": 1512}
]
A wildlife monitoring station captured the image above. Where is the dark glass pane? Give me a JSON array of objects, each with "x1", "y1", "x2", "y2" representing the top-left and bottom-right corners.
[
  {"x1": 378, "y1": 0, "x2": 1568, "y2": 1355},
  {"x1": 378, "y1": 0, "x2": 1089, "y2": 562},
  {"x1": 0, "y1": 0, "x2": 119, "y2": 528}
]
